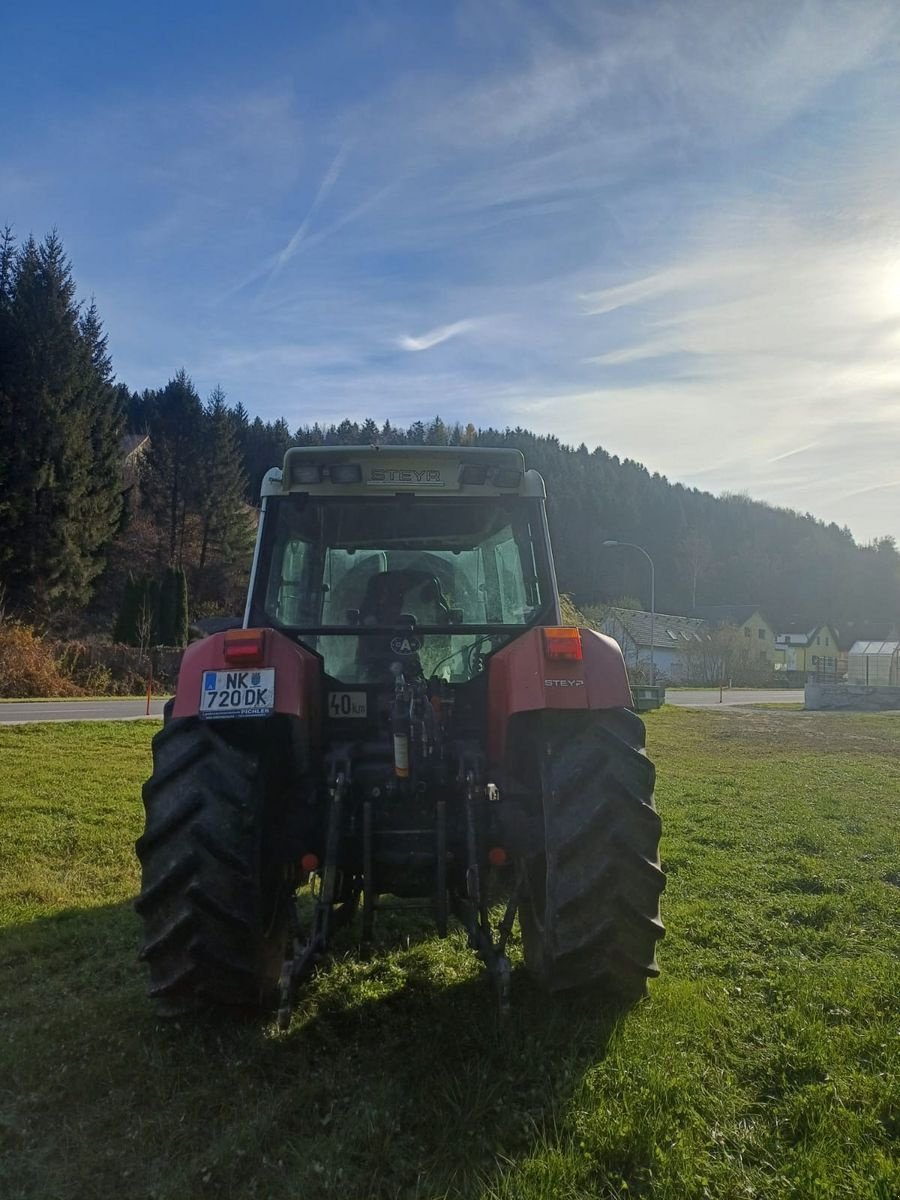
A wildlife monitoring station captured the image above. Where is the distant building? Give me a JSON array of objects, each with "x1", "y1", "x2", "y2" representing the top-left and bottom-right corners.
[
  {"x1": 595, "y1": 608, "x2": 706, "y2": 682},
  {"x1": 847, "y1": 641, "x2": 900, "y2": 686},
  {"x1": 692, "y1": 605, "x2": 777, "y2": 670},
  {"x1": 774, "y1": 624, "x2": 840, "y2": 678},
  {"x1": 835, "y1": 624, "x2": 893, "y2": 677}
]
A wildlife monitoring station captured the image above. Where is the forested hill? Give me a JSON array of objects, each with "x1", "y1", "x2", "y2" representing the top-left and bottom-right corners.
[
  {"x1": 125, "y1": 394, "x2": 900, "y2": 634},
  {"x1": 2, "y1": 225, "x2": 896, "y2": 636},
  {"x1": 468, "y1": 427, "x2": 900, "y2": 633}
]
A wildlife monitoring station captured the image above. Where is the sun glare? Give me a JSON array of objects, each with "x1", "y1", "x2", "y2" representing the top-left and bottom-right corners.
[{"x1": 878, "y1": 258, "x2": 900, "y2": 315}]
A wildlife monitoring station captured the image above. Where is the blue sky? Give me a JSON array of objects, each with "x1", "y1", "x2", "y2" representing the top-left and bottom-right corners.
[{"x1": 3, "y1": 1, "x2": 900, "y2": 542}]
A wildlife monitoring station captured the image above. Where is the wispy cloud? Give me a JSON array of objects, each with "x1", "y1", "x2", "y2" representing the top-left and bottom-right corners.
[
  {"x1": 396, "y1": 319, "x2": 480, "y2": 352},
  {"x1": 765, "y1": 442, "x2": 821, "y2": 465},
  {"x1": 270, "y1": 138, "x2": 354, "y2": 275}
]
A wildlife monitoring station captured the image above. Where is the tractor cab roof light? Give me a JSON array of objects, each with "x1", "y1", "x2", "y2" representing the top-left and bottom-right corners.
[
  {"x1": 329, "y1": 463, "x2": 362, "y2": 484},
  {"x1": 458, "y1": 464, "x2": 487, "y2": 486},
  {"x1": 488, "y1": 466, "x2": 523, "y2": 489},
  {"x1": 292, "y1": 464, "x2": 322, "y2": 485},
  {"x1": 543, "y1": 626, "x2": 583, "y2": 661},
  {"x1": 223, "y1": 628, "x2": 267, "y2": 666}
]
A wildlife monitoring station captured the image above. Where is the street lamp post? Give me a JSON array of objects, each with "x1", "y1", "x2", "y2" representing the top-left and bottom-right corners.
[{"x1": 602, "y1": 540, "x2": 656, "y2": 686}]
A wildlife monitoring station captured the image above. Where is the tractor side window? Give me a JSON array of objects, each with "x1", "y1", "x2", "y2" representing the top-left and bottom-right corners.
[
  {"x1": 494, "y1": 534, "x2": 530, "y2": 622},
  {"x1": 267, "y1": 536, "x2": 314, "y2": 625}
]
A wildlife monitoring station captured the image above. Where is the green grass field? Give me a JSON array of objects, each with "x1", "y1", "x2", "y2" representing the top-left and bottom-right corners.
[{"x1": 1, "y1": 709, "x2": 898, "y2": 1199}]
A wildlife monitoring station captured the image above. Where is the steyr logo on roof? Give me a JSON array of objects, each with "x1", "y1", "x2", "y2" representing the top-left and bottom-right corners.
[{"x1": 368, "y1": 468, "x2": 444, "y2": 486}]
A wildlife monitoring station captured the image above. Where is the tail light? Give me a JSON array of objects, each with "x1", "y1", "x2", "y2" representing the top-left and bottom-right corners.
[
  {"x1": 223, "y1": 628, "x2": 266, "y2": 666},
  {"x1": 542, "y1": 627, "x2": 583, "y2": 661}
]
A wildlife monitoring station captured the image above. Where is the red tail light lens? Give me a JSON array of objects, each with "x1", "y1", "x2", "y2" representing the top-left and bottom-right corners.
[
  {"x1": 223, "y1": 628, "x2": 266, "y2": 666},
  {"x1": 542, "y1": 626, "x2": 583, "y2": 661}
]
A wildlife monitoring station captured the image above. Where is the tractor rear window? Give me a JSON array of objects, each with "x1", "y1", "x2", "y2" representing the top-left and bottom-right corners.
[
  {"x1": 250, "y1": 495, "x2": 552, "y2": 682},
  {"x1": 258, "y1": 496, "x2": 544, "y2": 628}
]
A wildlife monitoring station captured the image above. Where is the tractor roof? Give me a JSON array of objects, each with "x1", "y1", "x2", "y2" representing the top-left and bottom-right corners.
[{"x1": 262, "y1": 444, "x2": 545, "y2": 499}]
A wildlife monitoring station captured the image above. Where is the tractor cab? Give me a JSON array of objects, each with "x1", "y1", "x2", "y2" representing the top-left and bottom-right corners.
[{"x1": 245, "y1": 445, "x2": 560, "y2": 688}]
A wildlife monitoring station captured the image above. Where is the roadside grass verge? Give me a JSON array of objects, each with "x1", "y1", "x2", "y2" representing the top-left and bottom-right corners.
[
  {"x1": 747, "y1": 701, "x2": 806, "y2": 710},
  {"x1": 0, "y1": 695, "x2": 171, "y2": 702},
  {"x1": 1, "y1": 710, "x2": 898, "y2": 1199}
]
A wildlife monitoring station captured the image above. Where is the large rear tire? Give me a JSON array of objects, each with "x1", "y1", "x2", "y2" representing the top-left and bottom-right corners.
[
  {"x1": 135, "y1": 718, "x2": 291, "y2": 1016},
  {"x1": 519, "y1": 709, "x2": 665, "y2": 1002}
]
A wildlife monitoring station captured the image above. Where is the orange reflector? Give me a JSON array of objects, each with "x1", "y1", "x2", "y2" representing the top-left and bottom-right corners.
[
  {"x1": 542, "y1": 626, "x2": 583, "y2": 661},
  {"x1": 300, "y1": 853, "x2": 319, "y2": 872},
  {"x1": 488, "y1": 847, "x2": 508, "y2": 867},
  {"x1": 223, "y1": 627, "x2": 266, "y2": 666}
]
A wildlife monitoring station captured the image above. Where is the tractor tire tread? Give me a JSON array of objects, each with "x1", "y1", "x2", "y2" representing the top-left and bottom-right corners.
[
  {"x1": 135, "y1": 719, "x2": 289, "y2": 1014},
  {"x1": 133, "y1": 853, "x2": 197, "y2": 914},
  {"x1": 141, "y1": 733, "x2": 210, "y2": 793},
  {"x1": 138, "y1": 912, "x2": 193, "y2": 962},
  {"x1": 135, "y1": 794, "x2": 203, "y2": 854},
  {"x1": 187, "y1": 884, "x2": 255, "y2": 933},
  {"x1": 520, "y1": 708, "x2": 665, "y2": 1003},
  {"x1": 190, "y1": 824, "x2": 253, "y2": 877}
]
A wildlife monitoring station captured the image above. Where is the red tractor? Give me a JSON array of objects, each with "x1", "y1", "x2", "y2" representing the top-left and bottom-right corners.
[{"x1": 136, "y1": 446, "x2": 664, "y2": 1023}]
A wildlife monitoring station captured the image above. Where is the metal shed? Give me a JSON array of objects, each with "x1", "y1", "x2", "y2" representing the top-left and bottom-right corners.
[{"x1": 847, "y1": 641, "x2": 900, "y2": 686}]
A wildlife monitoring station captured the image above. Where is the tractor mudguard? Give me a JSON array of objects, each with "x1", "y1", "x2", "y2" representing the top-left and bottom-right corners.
[
  {"x1": 170, "y1": 627, "x2": 321, "y2": 724},
  {"x1": 487, "y1": 626, "x2": 632, "y2": 763}
]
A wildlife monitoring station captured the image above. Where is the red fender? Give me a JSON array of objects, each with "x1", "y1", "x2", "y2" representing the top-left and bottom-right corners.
[
  {"x1": 487, "y1": 627, "x2": 633, "y2": 763},
  {"x1": 171, "y1": 628, "x2": 321, "y2": 723}
]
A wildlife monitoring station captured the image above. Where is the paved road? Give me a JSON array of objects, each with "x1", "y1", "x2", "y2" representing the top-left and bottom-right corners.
[
  {"x1": 0, "y1": 690, "x2": 805, "y2": 723},
  {"x1": 0, "y1": 699, "x2": 167, "y2": 724},
  {"x1": 667, "y1": 688, "x2": 804, "y2": 707}
]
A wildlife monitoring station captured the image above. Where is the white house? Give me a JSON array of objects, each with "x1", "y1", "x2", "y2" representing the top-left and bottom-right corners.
[{"x1": 594, "y1": 608, "x2": 706, "y2": 682}]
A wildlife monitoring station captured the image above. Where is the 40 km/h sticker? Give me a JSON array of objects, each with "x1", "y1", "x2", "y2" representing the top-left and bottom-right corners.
[{"x1": 328, "y1": 691, "x2": 367, "y2": 718}]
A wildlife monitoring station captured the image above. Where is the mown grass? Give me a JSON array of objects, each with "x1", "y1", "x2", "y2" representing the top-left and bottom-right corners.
[{"x1": 1, "y1": 710, "x2": 898, "y2": 1199}]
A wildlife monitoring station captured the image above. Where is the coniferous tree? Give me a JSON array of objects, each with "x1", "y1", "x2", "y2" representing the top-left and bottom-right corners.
[
  {"x1": 153, "y1": 569, "x2": 174, "y2": 646},
  {"x1": 78, "y1": 299, "x2": 126, "y2": 559},
  {"x1": 0, "y1": 227, "x2": 16, "y2": 546},
  {"x1": 173, "y1": 566, "x2": 189, "y2": 647},
  {"x1": 426, "y1": 416, "x2": 448, "y2": 444},
  {"x1": 0, "y1": 231, "x2": 123, "y2": 612},
  {"x1": 237, "y1": 415, "x2": 293, "y2": 501},
  {"x1": 114, "y1": 574, "x2": 143, "y2": 644},
  {"x1": 228, "y1": 401, "x2": 250, "y2": 460},
  {"x1": 360, "y1": 418, "x2": 380, "y2": 444},
  {"x1": 143, "y1": 370, "x2": 203, "y2": 566},
  {"x1": 195, "y1": 387, "x2": 253, "y2": 604},
  {"x1": 155, "y1": 565, "x2": 189, "y2": 646}
]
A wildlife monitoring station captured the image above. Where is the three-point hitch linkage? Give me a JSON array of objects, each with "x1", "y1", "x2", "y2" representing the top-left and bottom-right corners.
[{"x1": 276, "y1": 757, "x2": 523, "y2": 1029}]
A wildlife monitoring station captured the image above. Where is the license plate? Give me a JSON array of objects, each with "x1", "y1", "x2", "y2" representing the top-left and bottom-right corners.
[
  {"x1": 200, "y1": 668, "x2": 275, "y2": 719},
  {"x1": 328, "y1": 691, "x2": 367, "y2": 718}
]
